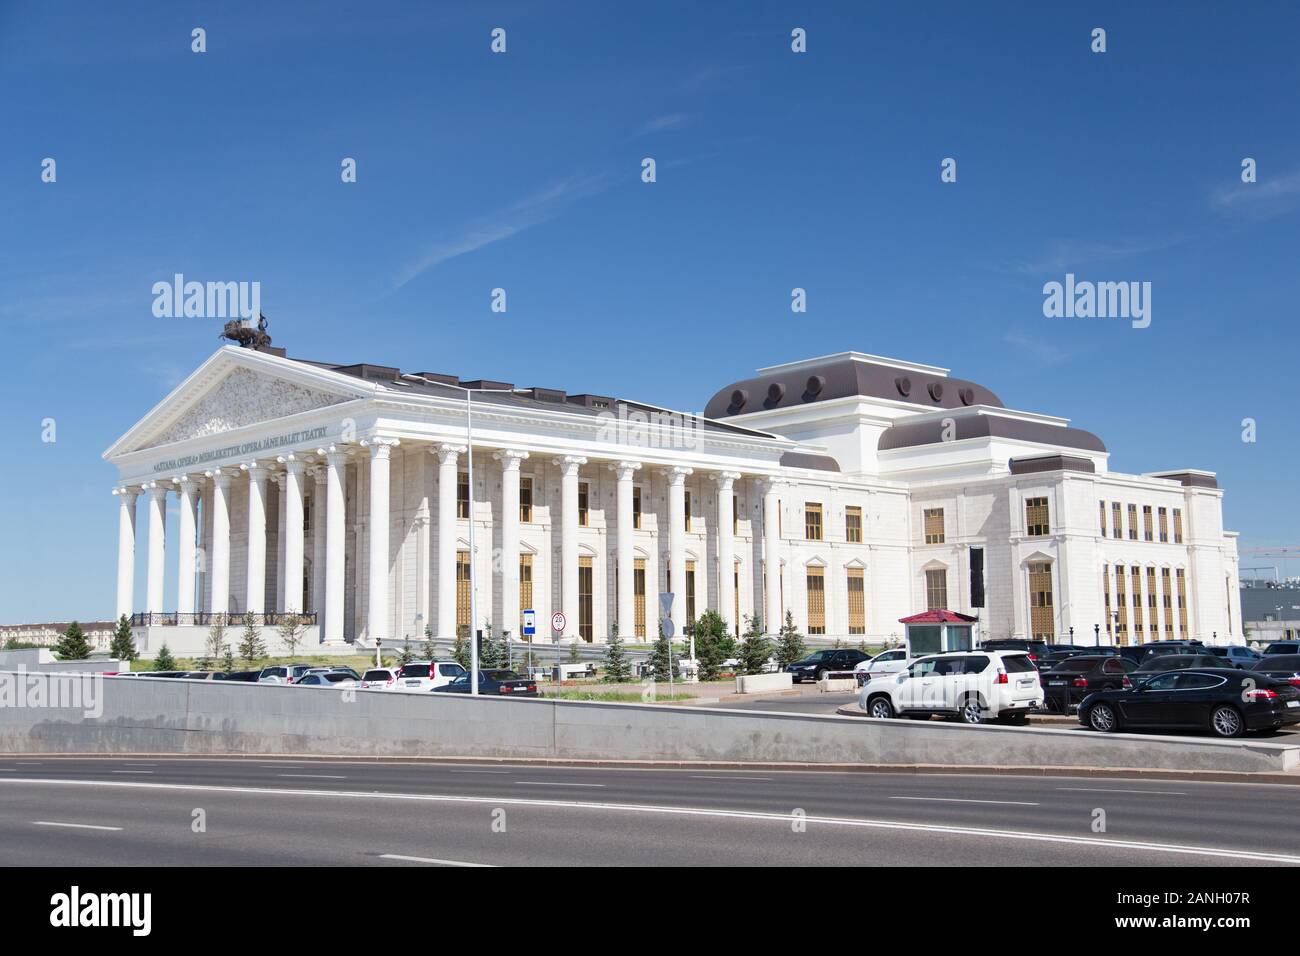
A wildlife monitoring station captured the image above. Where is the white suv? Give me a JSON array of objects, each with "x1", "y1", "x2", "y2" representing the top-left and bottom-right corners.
[
  {"x1": 393, "y1": 660, "x2": 467, "y2": 692},
  {"x1": 854, "y1": 647, "x2": 910, "y2": 686},
  {"x1": 859, "y1": 651, "x2": 1043, "y2": 724}
]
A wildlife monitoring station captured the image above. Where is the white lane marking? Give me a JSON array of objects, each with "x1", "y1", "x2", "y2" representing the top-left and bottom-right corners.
[
  {"x1": 515, "y1": 781, "x2": 606, "y2": 788},
  {"x1": 110, "y1": 770, "x2": 154, "y2": 775},
  {"x1": 690, "y1": 775, "x2": 774, "y2": 781},
  {"x1": 889, "y1": 796, "x2": 1040, "y2": 807},
  {"x1": 276, "y1": 774, "x2": 347, "y2": 779},
  {"x1": 379, "y1": 853, "x2": 494, "y2": 868},
  {"x1": 33, "y1": 821, "x2": 122, "y2": 831},
  {"x1": 450, "y1": 769, "x2": 510, "y2": 774},
  {"x1": 1057, "y1": 787, "x2": 1188, "y2": 796},
  {"x1": 2, "y1": 777, "x2": 1295, "y2": 864}
]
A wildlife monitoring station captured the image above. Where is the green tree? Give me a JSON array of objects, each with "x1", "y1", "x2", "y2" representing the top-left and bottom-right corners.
[
  {"x1": 422, "y1": 626, "x2": 437, "y2": 662},
  {"x1": 452, "y1": 626, "x2": 471, "y2": 669},
  {"x1": 691, "y1": 610, "x2": 729, "y2": 681},
  {"x1": 568, "y1": 637, "x2": 583, "y2": 664},
  {"x1": 602, "y1": 632, "x2": 633, "y2": 683},
  {"x1": 238, "y1": 611, "x2": 266, "y2": 664},
  {"x1": 647, "y1": 623, "x2": 677, "y2": 681},
  {"x1": 395, "y1": 641, "x2": 416, "y2": 667},
  {"x1": 108, "y1": 615, "x2": 138, "y2": 662},
  {"x1": 203, "y1": 614, "x2": 229, "y2": 670},
  {"x1": 738, "y1": 615, "x2": 774, "y2": 675},
  {"x1": 54, "y1": 621, "x2": 92, "y2": 660},
  {"x1": 153, "y1": 643, "x2": 177, "y2": 671},
  {"x1": 221, "y1": 644, "x2": 236, "y2": 673},
  {"x1": 277, "y1": 614, "x2": 306, "y2": 657},
  {"x1": 775, "y1": 610, "x2": 807, "y2": 670}
]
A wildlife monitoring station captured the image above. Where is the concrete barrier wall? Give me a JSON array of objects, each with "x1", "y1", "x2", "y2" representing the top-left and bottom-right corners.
[
  {"x1": 0, "y1": 650, "x2": 126, "y2": 674},
  {"x1": 0, "y1": 673, "x2": 1295, "y2": 773}
]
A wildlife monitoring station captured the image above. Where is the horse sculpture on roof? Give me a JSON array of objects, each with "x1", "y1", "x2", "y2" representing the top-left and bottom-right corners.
[{"x1": 219, "y1": 313, "x2": 272, "y2": 349}]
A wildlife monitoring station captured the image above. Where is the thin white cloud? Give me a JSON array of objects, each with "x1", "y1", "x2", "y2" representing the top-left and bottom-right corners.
[
  {"x1": 1003, "y1": 333, "x2": 1069, "y2": 366},
  {"x1": 1212, "y1": 168, "x2": 1300, "y2": 218},
  {"x1": 394, "y1": 173, "x2": 614, "y2": 288},
  {"x1": 1004, "y1": 235, "x2": 1187, "y2": 275},
  {"x1": 636, "y1": 113, "x2": 691, "y2": 136}
]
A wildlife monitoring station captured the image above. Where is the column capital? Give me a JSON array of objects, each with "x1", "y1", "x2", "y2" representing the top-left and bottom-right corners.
[
  {"x1": 361, "y1": 436, "x2": 400, "y2": 459},
  {"x1": 112, "y1": 485, "x2": 141, "y2": 498},
  {"x1": 143, "y1": 481, "x2": 169, "y2": 498},
  {"x1": 277, "y1": 452, "x2": 308, "y2": 474},
  {"x1": 712, "y1": 470, "x2": 742, "y2": 489},
  {"x1": 434, "y1": 443, "x2": 467, "y2": 464},
  {"x1": 609, "y1": 460, "x2": 642, "y2": 479},
  {"x1": 492, "y1": 449, "x2": 530, "y2": 469},
  {"x1": 553, "y1": 455, "x2": 588, "y2": 475},
  {"x1": 317, "y1": 444, "x2": 353, "y2": 466},
  {"x1": 239, "y1": 461, "x2": 270, "y2": 480},
  {"x1": 171, "y1": 474, "x2": 201, "y2": 491},
  {"x1": 205, "y1": 467, "x2": 235, "y2": 487},
  {"x1": 309, "y1": 464, "x2": 329, "y2": 484},
  {"x1": 757, "y1": 475, "x2": 787, "y2": 495},
  {"x1": 661, "y1": 465, "x2": 694, "y2": 485}
]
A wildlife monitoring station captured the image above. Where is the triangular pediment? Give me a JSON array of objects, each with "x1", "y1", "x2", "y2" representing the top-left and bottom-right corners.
[{"x1": 106, "y1": 347, "x2": 376, "y2": 458}]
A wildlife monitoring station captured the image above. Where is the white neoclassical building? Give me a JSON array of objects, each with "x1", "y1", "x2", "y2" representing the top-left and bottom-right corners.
[{"x1": 104, "y1": 346, "x2": 1243, "y2": 657}]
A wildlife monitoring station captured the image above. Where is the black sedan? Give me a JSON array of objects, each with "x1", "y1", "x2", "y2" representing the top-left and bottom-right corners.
[
  {"x1": 1125, "y1": 653, "x2": 1222, "y2": 682},
  {"x1": 1078, "y1": 668, "x2": 1300, "y2": 738},
  {"x1": 1251, "y1": 654, "x2": 1300, "y2": 688},
  {"x1": 431, "y1": 669, "x2": 539, "y2": 697},
  {"x1": 786, "y1": 649, "x2": 870, "y2": 683},
  {"x1": 1039, "y1": 655, "x2": 1135, "y2": 713}
]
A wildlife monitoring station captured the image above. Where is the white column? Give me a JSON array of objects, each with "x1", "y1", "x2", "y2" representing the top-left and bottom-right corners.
[
  {"x1": 364, "y1": 437, "x2": 398, "y2": 643},
  {"x1": 612, "y1": 461, "x2": 641, "y2": 639},
  {"x1": 175, "y1": 476, "x2": 199, "y2": 616},
  {"x1": 240, "y1": 462, "x2": 269, "y2": 617},
  {"x1": 311, "y1": 467, "x2": 327, "y2": 621},
  {"x1": 274, "y1": 473, "x2": 287, "y2": 611},
  {"x1": 113, "y1": 487, "x2": 139, "y2": 621},
  {"x1": 556, "y1": 455, "x2": 587, "y2": 638},
  {"x1": 207, "y1": 469, "x2": 233, "y2": 616},
  {"x1": 144, "y1": 482, "x2": 168, "y2": 617},
  {"x1": 414, "y1": 453, "x2": 431, "y2": 637},
  {"x1": 434, "y1": 444, "x2": 464, "y2": 640},
  {"x1": 666, "y1": 466, "x2": 693, "y2": 635},
  {"x1": 318, "y1": 447, "x2": 349, "y2": 643},
  {"x1": 762, "y1": 478, "x2": 782, "y2": 636},
  {"x1": 495, "y1": 450, "x2": 529, "y2": 638},
  {"x1": 281, "y1": 456, "x2": 306, "y2": 614},
  {"x1": 715, "y1": 472, "x2": 739, "y2": 632}
]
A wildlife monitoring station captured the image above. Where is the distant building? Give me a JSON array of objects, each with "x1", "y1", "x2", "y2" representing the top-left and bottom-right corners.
[
  {"x1": 1239, "y1": 583, "x2": 1300, "y2": 645},
  {"x1": 0, "y1": 621, "x2": 115, "y2": 651}
]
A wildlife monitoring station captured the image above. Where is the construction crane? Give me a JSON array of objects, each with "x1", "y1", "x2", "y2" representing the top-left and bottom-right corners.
[{"x1": 1240, "y1": 547, "x2": 1300, "y2": 586}]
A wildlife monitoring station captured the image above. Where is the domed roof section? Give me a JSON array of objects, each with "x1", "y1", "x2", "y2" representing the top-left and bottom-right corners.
[{"x1": 703, "y1": 352, "x2": 1004, "y2": 419}]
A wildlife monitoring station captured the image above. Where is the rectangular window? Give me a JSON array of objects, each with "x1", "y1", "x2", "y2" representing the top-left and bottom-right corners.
[
  {"x1": 519, "y1": 555, "x2": 533, "y2": 638},
  {"x1": 925, "y1": 568, "x2": 947, "y2": 610},
  {"x1": 1114, "y1": 565, "x2": 1128, "y2": 644},
  {"x1": 1103, "y1": 564, "x2": 1112, "y2": 637},
  {"x1": 1131, "y1": 566, "x2": 1144, "y2": 635},
  {"x1": 455, "y1": 550, "x2": 471, "y2": 631},
  {"x1": 457, "y1": 472, "x2": 469, "y2": 520},
  {"x1": 1143, "y1": 506, "x2": 1153, "y2": 542},
  {"x1": 1158, "y1": 507, "x2": 1169, "y2": 542},
  {"x1": 805, "y1": 502, "x2": 823, "y2": 541},
  {"x1": 923, "y1": 508, "x2": 945, "y2": 544},
  {"x1": 806, "y1": 566, "x2": 826, "y2": 634},
  {"x1": 685, "y1": 560, "x2": 696, "y2": 624},
  {"x1": 519, "y1": 477, "x2": 533, "y2": 523},
  {"x1": 733, "y1": 494, "x2": 739, "y2": 535},
  {"x1": 1112, "y1": 502, "x2": 1123, "y2": 539},
  {"x1": 1099, "y1": 500, "x2": 1107, "y2": 536},
  {"x1": 1176, "y1": 568, "x2": 1188, "y2": 636},
  {"x1": 1161, "y1": 568, "x2": 1174, "y2": 637},
  {"x1": 1028, "y1": 562, "x2": 1054, "y2": 639},
  {"x1": 632, "y1": 486, "x2": 641, "y2": 530},
  {"x1": 1127, "y1": 504, "x2": 1138, "y2": 541},
  {"x1": 633, "y1": 558, "x2": 646, "y2": 638},
  {"x1": 847, "y1": 568, "x2": 865, "y2": 635},
  {"x1": 845, "y1": 506, "x2": 862, "y2": 543},
  {"x1": 578, "y1": 481, "x2": 589, "y2": 527},
  {"x1": 1173, "y1": 508, "x2": 1183, "y2": 544},
  {"x1": 578, "y1": 556, "x2": 593, "y2": 640},
  {"x1": 684, "y1": 491, "x2": 692, "y2": 532},
  {"x1": 1146, "y1": 566, "x2": 1158, "y2": 636},
  {"x1": 1025, "y1": 497, "x2": 1050, "y2": 536}
]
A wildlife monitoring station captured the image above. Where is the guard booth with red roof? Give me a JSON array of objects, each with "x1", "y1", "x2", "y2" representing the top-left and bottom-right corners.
[{"x1": 899, "y1": 610, "x2": 979, "y2": 658}]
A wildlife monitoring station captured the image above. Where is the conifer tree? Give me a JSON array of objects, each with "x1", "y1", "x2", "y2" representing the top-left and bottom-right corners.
[{"x1": 54, "y1": 621, "x2": 92, "y2": 660}]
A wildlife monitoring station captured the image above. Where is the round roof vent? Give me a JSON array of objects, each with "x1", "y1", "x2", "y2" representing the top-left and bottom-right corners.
[
  {"x1": 729, "y1": 388, "x2": 748, "y2": 411},
  {"x1": 766, "y1": 382, "x2": 786, "y2": 405},
  {"x1": 928, "y1": 382, "x2": 944, "y2": 402},
  {"x1": 959, "y1": 386, "x2": 974, "y2": 406},
  {"x1": 895, "y1": 376, "x2": 912, "y2": 397},
  {"x1": 805, "y1": 374, "x2": 825, "y2": 398}
]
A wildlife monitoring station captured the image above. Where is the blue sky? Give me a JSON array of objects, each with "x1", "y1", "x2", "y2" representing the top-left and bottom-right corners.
[{"x1": 2, "y1": 0, "x2": 1299, "y2": 621}]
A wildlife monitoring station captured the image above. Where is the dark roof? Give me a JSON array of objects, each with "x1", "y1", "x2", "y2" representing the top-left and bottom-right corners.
[
  {"x1": 1009, "y1": 454, "x2": 1097, "y2": 475},
  {"x1": 899, "y1": 610, "x2": 979, "y2": 624},
  {"x1": 1149, "y1": 471, "x2": 1218, "y2": 489},
  {"x1": 779, "y1": 451, "x2": 840, "y2": 472},
  {"x1": 879, "y1": 414, "x2": 1105, "y2": 454},
  {"x1": 703, "y1": 354, "x2": 1003, "y2": 419}
]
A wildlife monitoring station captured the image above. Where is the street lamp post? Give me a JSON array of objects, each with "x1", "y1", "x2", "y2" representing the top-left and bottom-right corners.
[{"x1": 1093, "y1": 623, "x2": 1100, "y2": 647}]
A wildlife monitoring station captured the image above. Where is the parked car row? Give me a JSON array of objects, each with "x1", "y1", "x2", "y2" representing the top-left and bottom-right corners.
[{"x1": 858, "y1": 651, "x2": 1043, "y2": 724}]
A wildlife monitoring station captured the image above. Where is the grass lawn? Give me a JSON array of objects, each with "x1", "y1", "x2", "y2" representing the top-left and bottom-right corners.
[
  {"x1": 129, "y1": 653, "x2": 385, "y2": 673},
  {"x1": 546, "y1": 689, "x2": 696, "y2": 703}
]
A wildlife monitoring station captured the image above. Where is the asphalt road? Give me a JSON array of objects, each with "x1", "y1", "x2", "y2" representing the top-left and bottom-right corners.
[{"x1": 0, "y1": 756, "x2": 1295, "y2": 866}]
